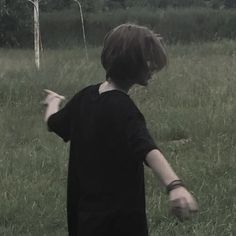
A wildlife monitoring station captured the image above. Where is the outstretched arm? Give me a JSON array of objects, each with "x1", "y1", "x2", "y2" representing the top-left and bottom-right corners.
[
  {"x1": 146, "y1": 149, "x2": 179, "y2": 186},
  {"x1": 146, "y1": 149, "x2": 198, "y2": 219}
]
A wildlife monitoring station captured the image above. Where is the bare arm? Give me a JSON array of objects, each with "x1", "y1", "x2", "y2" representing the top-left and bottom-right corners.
[
  {"x1": 146, "y1": 149, "x2": 179, "y2": 186},
  {"x1": 146, "y1": 149, "x2": 198, "y2": 219}
]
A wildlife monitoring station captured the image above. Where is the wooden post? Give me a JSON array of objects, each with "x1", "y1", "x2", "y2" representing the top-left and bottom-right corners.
[
  {"x1": 28, "y1": 0, "x2": 40, "y2": 70},
  {"x1": 74, "y1": 0, "x2": 89, "y2": 61}
]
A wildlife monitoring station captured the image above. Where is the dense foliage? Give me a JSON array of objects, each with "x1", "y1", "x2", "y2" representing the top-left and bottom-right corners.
[
  {"x1": 68, "y1": 0, "x2": 236, "y2": 12},
  {"x1": 39, "y1": 0, "x2": 236, "y2": 11},
  {"x1": 40, "y1": 7, "x2": 236, "y2": 47},
  {"x1": 0, "y1": 0, "x2": 32, "y2": 46},
  {"x1": 0, "y1": 0, "x2": 71, "y2": 47},
  {"x1": 100, "y1": 0, "x2": 236, "y2": 10},
  {"x1": 40, "y1": 0, "x2": 71, "y2": 11}
]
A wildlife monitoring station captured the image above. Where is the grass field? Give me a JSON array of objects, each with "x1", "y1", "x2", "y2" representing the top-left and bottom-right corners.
[{"x1": 0, "y1": 41, "x2": 236, "y2": 236}]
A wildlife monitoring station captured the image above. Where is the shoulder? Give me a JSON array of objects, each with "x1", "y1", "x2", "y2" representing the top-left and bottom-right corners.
[
  {"x1": 79, "y1": 84, "x2": 97, "y2": 94},
  {"x1": 68, "y1": 84, "x2": 98, "y2": 103},
  {"x1": 106, "y1": 92, "x2": 144, "y2": 119},
  {"x1": 105, "y1": 91, "x2": 134, "y2": 107}
]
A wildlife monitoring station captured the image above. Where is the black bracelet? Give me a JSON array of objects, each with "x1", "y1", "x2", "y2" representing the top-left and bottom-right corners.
[{"x1": 166, "y1": 180, "x2": 185, "y2": 194}]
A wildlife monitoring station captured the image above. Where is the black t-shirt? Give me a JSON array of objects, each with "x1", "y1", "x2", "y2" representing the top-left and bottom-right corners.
[{"x1": 47, "y1": 83, "x2": 157, "y2": 235}]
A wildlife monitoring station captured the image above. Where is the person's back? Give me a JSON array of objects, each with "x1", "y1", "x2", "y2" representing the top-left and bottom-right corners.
[{"x1": 49, "y1": 83, "x2": 156, "y2": 235}]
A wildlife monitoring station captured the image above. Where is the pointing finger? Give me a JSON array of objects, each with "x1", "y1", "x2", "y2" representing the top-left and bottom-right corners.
[
  {"x1": 43, "y1": 89, "x2": 65, "y2": 100},
  {"x1": 44, "y1": 89, "x2": 55, "y2": 94}
]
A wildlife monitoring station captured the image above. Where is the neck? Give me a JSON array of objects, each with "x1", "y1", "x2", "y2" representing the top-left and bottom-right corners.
[
  {"x1": 100, "y1": 79, "x2": 131, "y2": 94},
  {"x1": 107, "y1": 79, "x2": 131, "y2": 93}
]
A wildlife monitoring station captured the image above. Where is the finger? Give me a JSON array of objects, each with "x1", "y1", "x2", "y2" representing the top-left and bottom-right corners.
[
  {"x1": 171, "y1": 207, "x2": 189, "y2": 220},
  {"x1": 52, "y1": 95, "x2": 66, "y2": 101},
  {"x1": 44, "y1": 89, "x2": 60, "y2": 97},
  {"x1": 188, "y1": 199, "x2": 198, "y2": 213},
  {"x1": 44, "y1": 89, "x2": 55, "y2": 94},
  {"x1": 171, "y1": 198, "x2": 189, "y2": 220},
  {"x1": 56, "y1": 95, "x2": 65, "y2": 100},
  {"x1": 155, "y1": 33, "x2": 161, "y2": 37},
  {"x1": 44, "y1": 89, "x2": 65, "y2": 100}
]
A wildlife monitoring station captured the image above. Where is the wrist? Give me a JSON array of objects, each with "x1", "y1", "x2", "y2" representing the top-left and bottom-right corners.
[{"x1": 166, "y1": 179, "x2": 185, "y2": 195}]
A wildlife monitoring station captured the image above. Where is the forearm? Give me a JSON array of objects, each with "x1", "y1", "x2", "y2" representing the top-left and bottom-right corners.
[
  {"x1": 145, "y1": 149, "x2": 179, "y2": 186},
  {"x1": 44, "y1": 99, "x2": 61, "y2": 122}
]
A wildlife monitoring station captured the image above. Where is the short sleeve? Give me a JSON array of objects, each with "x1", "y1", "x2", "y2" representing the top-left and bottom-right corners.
[
  {"x1": 125, "y1": 105, "x2": 158, "y2": 163},
  {"x1": 47, "y1": 94, "x2": 78, "y2": 142}
]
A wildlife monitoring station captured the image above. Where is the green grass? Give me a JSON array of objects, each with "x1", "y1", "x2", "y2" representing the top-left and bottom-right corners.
[{"x1": 0, "y1": 41, "x2": 236, "y2": 235}]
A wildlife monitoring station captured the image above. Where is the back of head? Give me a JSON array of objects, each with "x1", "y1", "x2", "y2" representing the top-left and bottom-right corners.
[{"x1": 101, "y1": 23, "x2": 168, "y2": 86}]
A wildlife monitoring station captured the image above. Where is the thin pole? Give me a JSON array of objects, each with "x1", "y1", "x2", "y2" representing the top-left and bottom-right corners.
[
  {"x1": 74, "y1": 0, "x2": 89, "y2": 61},
  {"x1": 27, "y1": 0, "x2": 40, "y2": 70}
]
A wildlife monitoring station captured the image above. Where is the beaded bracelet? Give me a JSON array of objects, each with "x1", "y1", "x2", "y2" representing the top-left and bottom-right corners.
[{"x1": 166, "y1": 180, "x2": 185, "y2": 194}]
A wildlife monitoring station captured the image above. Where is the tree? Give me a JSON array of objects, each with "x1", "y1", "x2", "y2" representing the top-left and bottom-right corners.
[{"x1": 0, "y1": 0, "x2": 32, "y2": 47}]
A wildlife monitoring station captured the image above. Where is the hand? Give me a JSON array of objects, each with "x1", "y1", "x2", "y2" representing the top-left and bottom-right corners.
[
  {"x1": 169, "y1": 186, "x2": 198, "y2": 220},
  {"x1": 42, "y1": 89, "x2": 65, "y2": 105}
]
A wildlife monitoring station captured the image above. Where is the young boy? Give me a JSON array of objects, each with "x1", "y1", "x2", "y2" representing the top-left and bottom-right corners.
[{"x1": 43, "y1": 23, "x2": 198, "y2": 236}]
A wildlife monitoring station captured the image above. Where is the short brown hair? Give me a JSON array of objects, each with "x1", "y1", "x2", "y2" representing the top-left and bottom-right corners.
[{"x1": 101, "y1": 23, "x2": 168, "y2": 86}]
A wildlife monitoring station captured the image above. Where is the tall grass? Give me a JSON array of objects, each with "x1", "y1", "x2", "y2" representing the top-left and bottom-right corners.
[{"x1": 0, "y1": 40, "x2": 236, "y2": 235}]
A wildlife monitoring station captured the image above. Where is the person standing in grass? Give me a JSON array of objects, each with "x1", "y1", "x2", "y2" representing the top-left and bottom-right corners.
[{"x1": 43, "y1": 23, "x2": 198, "y2": 236}]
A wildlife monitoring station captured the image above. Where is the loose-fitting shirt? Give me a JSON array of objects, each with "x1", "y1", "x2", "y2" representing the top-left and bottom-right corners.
[{"x1": 48, "y1": 83, "x2": 157, "y2": 235}]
